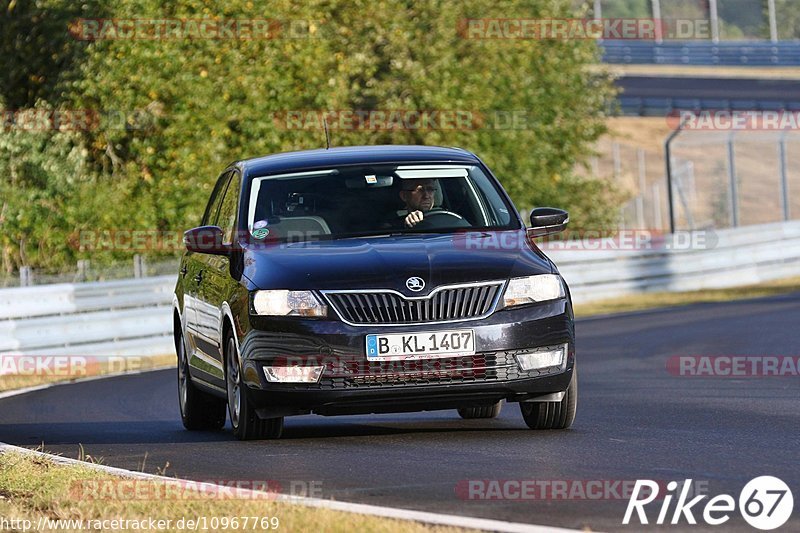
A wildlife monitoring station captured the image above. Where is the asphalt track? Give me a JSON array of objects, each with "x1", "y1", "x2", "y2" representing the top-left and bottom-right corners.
[
  {"x1": 617, "y1": 76, "x2": 800, "y2": 104},
  {"x1": 2, "y1": 293, "x2": 799, "y2": 532}
]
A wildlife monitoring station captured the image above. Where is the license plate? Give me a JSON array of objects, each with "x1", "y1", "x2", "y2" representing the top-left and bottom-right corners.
[{"x1": 365, "y1": 329, "x2": 476, "y2": 361}]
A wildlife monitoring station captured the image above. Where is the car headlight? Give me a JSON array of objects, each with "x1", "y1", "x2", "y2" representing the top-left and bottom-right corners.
[
  {"x1": 503, "y1": 274, "x2": 565, "y2": 308},
  {"x1": 252, "y1": 290, "x2": 327, "y2": 317}
]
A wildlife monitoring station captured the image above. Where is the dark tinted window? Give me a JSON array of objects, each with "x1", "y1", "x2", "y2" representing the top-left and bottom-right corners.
[
  {"x1": 217, "y1": 171, "x2": 241, "y2": 243},
  {"x1": 246, "y1": 164, "x2": 519, "y2": 242},
  {"x1": 201, "y1": 171, "x2": 232, "y2": 226},
  {"x1": 200, "y1": 172, "x2": 230, "y2": 226}
]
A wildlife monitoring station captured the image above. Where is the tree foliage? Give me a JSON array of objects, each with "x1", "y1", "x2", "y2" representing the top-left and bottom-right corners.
[{"x1": 1, "y1": 0, "x2": 620, "y2": 271}]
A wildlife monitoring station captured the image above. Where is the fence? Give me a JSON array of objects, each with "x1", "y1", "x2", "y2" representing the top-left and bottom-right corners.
[
  {"x1": 669, "y1": 130, "x2": 800, "y2": 230},
  {"x1": 585, "y1": 0, "x2": 796, "y2": 43},
  {"x1": 603, "y1": 41, "x2": 800, "y2": 66},
  {"x1": 618, "y1": 97, "x2": 800, "y2": 117},
  {"x1": 549, "y1": 220, "x2": 800, "y2": 301},
  {"x1": 0, "y1": 256, "x2": 179, "y2": 289},
  {"x1": 589, "y1": 129, "x2": 800, "y2": 232},
  {"x1": 1, "y1": 220, "x2": 799, "y2": 356}
]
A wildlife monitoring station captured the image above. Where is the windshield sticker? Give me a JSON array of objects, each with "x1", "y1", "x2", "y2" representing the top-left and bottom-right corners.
[
  {"x1": 252, "y1": 227, "x2": 270, "y2": 239},
  {"x1": 252, "y1": 220, "x2": 270, "y2": 239}
]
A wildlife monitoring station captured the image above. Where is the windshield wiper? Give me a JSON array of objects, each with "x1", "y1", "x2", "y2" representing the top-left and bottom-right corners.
[{"x1": 332, "y1": 230, "x2": 405, "y2": 239}]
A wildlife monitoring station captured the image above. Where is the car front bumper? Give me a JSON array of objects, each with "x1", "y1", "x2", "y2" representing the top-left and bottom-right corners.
[{"x1": 238, "y1": 298, "x2": 575, "y2": 417}]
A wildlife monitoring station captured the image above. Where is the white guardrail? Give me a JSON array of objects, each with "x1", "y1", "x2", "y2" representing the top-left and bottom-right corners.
[
  {"x1": 1, "y1": 221, "x2": 799, "y2": 356},
  {"x1": 0, "y1": 276, "x2": 176, "y2": 356}
]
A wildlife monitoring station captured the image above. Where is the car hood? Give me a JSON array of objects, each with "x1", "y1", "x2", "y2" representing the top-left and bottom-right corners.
[{"x1": 241, "y1": 230, "x2": 553, "y2": 294}]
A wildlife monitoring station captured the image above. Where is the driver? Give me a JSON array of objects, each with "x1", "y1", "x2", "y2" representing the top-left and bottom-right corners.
[{"x1": 398, "y1": 178, "x2": 437, "y2": 228}]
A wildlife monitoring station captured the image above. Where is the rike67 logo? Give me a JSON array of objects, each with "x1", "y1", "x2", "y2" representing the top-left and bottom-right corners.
[{"x1": 624, "y1": 476, "x2": 794, "y2": 530}]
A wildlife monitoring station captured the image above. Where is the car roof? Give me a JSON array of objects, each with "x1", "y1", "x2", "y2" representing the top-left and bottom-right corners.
[{"x1": 236, "y1": 145, "x2": 480, "y2": 177}]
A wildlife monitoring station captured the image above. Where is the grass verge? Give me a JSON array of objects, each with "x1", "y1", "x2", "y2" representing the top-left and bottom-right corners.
[
  {"x1": 0, "y1": 451, "x2": 470, "y2": 533},
  {"x1": 574, "y1": 276, "x2": 800, "y2": 317},
  {"x1": 0, "y1": 354, "x2": 175, "y2": 392}
]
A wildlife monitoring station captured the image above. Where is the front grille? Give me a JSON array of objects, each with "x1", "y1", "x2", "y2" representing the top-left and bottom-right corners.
[
  {"x1": 318, "y1": 352, "x2": 522, "y2": 389},
  {"x1": 322, "y1": 281, "x2": 504, "y2": 325}
]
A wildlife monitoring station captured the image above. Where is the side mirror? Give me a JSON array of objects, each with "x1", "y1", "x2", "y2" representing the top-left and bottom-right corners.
[
  {"x1": 183, "y1": 226, "x2": 230, "y2": 255},
  {"x1": 528, "y1": 207, "x2": 569, "y2": 237}
]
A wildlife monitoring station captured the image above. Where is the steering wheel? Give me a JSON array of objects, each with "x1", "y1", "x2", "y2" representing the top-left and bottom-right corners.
[{"x1": 414, "y1": 209, "x2": 471, "y2": 229}]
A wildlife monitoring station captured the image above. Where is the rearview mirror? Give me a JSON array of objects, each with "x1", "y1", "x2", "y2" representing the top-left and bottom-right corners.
[
  {"x1": 528, "y1": 207, "x2": 569, "y2": 237},
  {"x1": 183, "y1": 226, "x2": 230, "y2": 255}
]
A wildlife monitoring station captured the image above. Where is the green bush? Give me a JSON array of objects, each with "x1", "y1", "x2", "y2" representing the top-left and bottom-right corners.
[{"x1": 2, "y1": 0, "x2": 620, "y2": 272}]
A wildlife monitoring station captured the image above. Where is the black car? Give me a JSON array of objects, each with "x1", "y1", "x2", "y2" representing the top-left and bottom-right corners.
[{"x1": 173, "y1": 145, "x2": 576, "y2": 440}]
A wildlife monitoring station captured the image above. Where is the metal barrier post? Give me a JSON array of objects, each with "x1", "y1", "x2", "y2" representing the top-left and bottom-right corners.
[
  {"x1": 652, "y1": 184, "x2": 662, "y2": 230},
  {"x1": 664, "y1": 117, "x2": 689, "y2": 233},
  {"x1": 76, "y1": 260, "x2": 90, "y2": 282},
  {"x1": 779, "y1": 131, "x2": 790, "y2": 221},
  {"x1": 709, "y1": 0, "x2": 720, "y2": 43},
  {"x1": 727, "y1": 134, "x2": 739, "y2": 228},
  {"x1": 768, "y1": 0, "x2": 779, "y2": 43},
  {"x1": 650, "y1": 0, "x2": 663, "y2": 43},
  {"x1": 19, "y1": 266, "x2": 33, "y2": 287},
  {"x1": 637, "y1": 148, "x2": 647, "y2": 228},
  {"x1": 134, "y1": 255, "x2": 145, "y2": 278}
]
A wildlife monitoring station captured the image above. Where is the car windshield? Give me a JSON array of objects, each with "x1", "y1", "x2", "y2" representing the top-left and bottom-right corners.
[{"x1": 245, "y1": 163, "x2": 518, "y2": 243}]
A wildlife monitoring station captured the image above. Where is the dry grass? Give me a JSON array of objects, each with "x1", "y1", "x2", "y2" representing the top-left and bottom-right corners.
[
  {"x1": 0, "y1": 451, "x2": 472, "y2": 533},
  {"x1": 574, "y1": 276, "x2": 800, "y2": 317},
  {"x1": 605, "y1": 117, "x2": 673, "y2": 153}
]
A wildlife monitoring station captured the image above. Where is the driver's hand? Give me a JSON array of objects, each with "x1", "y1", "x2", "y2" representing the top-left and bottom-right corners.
[{"x1": 404, "y1": 210, "x2": 424, "y2": 228}]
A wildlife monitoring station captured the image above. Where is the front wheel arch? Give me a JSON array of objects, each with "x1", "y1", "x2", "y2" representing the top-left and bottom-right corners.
[
  {"x1": 223, "y1": 323, "x2": 283, "y2": 440},
  {"x1": 173, "y1": 310, "x2": 183, "y2": 358}
]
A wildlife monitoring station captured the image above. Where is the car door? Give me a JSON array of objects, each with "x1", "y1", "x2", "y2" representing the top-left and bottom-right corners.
[
  {"x1": 186, "y1": 170, "x2": 232, "y2": 385},
  {"x1": 194, "y1": 170, "x2": 242, "y2": 388}
]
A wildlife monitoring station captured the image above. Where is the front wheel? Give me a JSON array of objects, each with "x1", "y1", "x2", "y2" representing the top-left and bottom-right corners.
[
  {"x1": 177, "y1": 332, "x2": 226, "y2": 431},
  {"x1": 225, "y1": 333, "x2": 283, "y2": 440},
  {"x1": 458, "y1": 400, "x2": 503, "y2": 419},
  {"x1": 520, "y1": 367, "x2": 577, "y2": 430}
]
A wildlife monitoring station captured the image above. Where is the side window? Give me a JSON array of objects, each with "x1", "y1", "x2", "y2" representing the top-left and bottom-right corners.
[
  {"x1": 201, "y1": 171, "x2": 232, "y2": 226},
  {"x1": 217, "y1": 171, "x2": 241, "y2": 243}
]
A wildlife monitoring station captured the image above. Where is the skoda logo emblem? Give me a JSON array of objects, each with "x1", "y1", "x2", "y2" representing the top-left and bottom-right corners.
[{"x1": 406, "y1": 277, "x2": 425, "y2": 292}]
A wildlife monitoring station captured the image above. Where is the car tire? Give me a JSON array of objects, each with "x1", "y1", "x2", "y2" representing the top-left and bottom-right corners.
[
  {"x1": 520, "y1": 367, "x2": 577, "y2": 430},
  {"x1": 225, "y1": 332, "x2": 284, "y2": 441},
  {"x1": 177, "y1": 332, "x2": 226, "y2": 431},
  {"x1": 457, "y1": 400, "x2": 503, "y2": 419}
]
